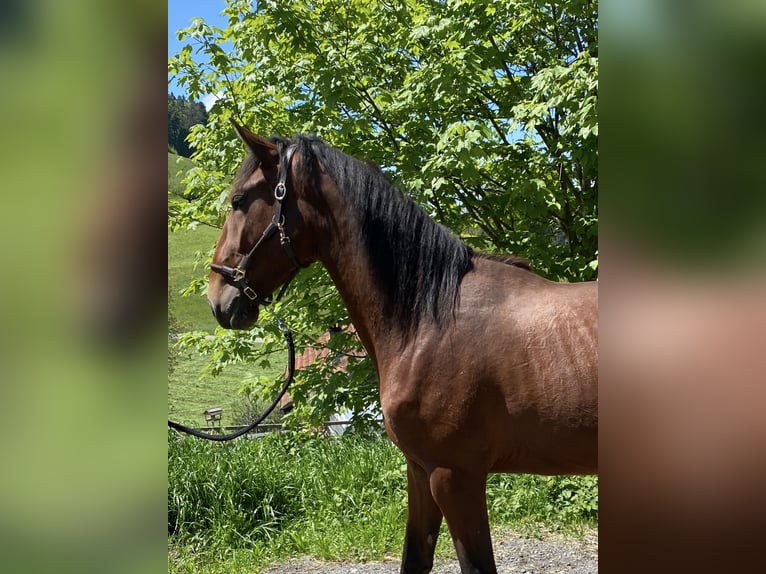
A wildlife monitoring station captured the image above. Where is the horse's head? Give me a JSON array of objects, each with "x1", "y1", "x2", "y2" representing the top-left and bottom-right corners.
[{"x1": 207, "y1": 122, "x2": 316, "y2": 329}]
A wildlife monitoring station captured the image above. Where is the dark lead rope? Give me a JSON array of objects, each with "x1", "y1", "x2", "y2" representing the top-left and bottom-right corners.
[{"x1": 168, "y1": 313, "x2": 295, "y2": 441}]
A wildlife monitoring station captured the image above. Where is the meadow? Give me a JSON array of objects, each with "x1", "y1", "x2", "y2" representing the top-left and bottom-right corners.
[{"x1": 168, "y1": 152, "x2": 218, "y2": 333}]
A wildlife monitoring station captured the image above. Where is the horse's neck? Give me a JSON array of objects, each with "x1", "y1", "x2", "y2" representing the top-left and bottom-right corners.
[
  {"x1": 311, "y1": 191, "x2": 399, "y2": 368},
  {"x1": 318, "y1": 239, "x2": 392, "y2": 369}
]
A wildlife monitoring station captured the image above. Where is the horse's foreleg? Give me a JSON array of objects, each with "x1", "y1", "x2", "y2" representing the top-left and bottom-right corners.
[
  {"x1": 401, "y1": 458, "x2": 443, "y2": 574},
  {"x1": 429, "y1": 467, "x2": 496, "y2": 574}
]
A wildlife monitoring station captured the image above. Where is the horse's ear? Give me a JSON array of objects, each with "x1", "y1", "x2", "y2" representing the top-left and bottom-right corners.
[{"x1": 229, "y1": 118, "x2": 278, "y2": 167}]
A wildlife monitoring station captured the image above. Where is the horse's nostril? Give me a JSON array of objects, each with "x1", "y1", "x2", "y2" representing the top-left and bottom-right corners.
[{"x1": 208, "y1": 296, "x2": 230, "y2": 322}]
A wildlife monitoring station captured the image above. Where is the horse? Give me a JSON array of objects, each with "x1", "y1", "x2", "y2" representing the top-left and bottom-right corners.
[{"x1": 207, "y1": 122, "x2": 598, "y2": 574}]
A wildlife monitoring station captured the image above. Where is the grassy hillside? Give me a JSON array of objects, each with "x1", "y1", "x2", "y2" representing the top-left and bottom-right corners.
[
  {"x1": 168, "y1": 224, "x2": 219, "y2": 332},
  {"x1": 168, "y1": 152, "x2": 218, "y2": 332},
  {"x1": 168, "y1": 346, "x2": 285, "y2": 426},
  {"x1": 168, "y1": 152, "x2": 195, "y2": 198}
]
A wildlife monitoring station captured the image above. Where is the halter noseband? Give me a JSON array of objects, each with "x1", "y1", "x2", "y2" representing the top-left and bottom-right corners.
[{"x1": 210, "y1": 144, "x2": 304, "y2": 305}]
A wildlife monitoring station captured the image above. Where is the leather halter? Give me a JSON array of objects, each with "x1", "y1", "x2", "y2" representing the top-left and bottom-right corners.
[{"x1": 210, "y1": 144, "x2": 303, "y2": 305}]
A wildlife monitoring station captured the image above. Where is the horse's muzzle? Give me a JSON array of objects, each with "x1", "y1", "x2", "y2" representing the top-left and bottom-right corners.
[{"x1": 208, "y1": 284, "x2": 260, "y2": 330}]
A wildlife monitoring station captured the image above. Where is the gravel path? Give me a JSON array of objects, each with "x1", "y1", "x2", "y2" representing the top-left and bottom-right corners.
[{"x1": 260, "y1": 529, "x2": 597, "y2": 574}]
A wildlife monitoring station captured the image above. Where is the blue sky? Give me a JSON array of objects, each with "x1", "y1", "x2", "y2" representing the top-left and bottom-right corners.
[{"x1": 168, "y1": 0, "x2": 229, "y2": 98}]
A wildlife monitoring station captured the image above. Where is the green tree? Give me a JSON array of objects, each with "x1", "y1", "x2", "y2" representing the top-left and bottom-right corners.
[
  {"x1": 169, "y1": 0, "x2": 597, "y2": 428},
  {"x1": 168, "y1": 93, "x2": 209, "y2": 157}
]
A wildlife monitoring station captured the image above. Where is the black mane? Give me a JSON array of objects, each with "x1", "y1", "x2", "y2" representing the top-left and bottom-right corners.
[{"x1": 279, "y1": 135, "x2": 474, "y2": 337}]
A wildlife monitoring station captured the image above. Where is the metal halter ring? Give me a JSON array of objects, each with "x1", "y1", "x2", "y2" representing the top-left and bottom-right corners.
[{"x1": 232, "y1": 267, "x2": 246, "y2": 282}]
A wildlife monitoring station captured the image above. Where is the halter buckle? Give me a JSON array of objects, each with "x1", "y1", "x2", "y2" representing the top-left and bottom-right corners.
[
  {"x1": 274, "y1": 182, "x2": 286, "y2": 201},
  {"x1": 232, "y1": 267, "x2": 246, "y2": 282},
  {"x1": 242, "y1": 285, "x2": 258, "y2": 300}
]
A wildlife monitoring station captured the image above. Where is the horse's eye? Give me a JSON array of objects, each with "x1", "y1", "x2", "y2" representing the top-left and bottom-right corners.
[{"x1": 231, "y1": 194, "x2": 245, "y2": 210}]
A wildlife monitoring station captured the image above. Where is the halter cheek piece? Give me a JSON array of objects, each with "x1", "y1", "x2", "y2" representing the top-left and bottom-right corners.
[{"x1": 210, "y1": 144, "x2": 304, "y2": 304}]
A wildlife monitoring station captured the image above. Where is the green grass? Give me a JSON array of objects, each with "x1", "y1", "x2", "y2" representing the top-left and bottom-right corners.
[
  {"x1": 168, "y1": 346, "x2": 285, "y2": 426},
  {"x1": 169, "y1": 152, "x2": 195, "y2": 198},
  {"x1": 168, "y1": 153, "x2": 220, "y2": 331},
  {"x1": 168, "y1": 434, "x2": 598, "y2": 574},
  {"x1": 168, "y1": 151, "x2": 219, "y2": 332},
  {"x1": 168, "y1": 225, "x2": 220, "y2": 333}
]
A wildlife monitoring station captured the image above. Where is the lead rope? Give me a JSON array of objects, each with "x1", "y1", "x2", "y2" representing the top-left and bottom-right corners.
[{"x1": 168, "y1": 311, "x2": 295, "y2": 441}]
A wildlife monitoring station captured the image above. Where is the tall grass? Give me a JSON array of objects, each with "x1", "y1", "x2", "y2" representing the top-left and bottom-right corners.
[
  {"x1": 168, "y1": 433, "x2": 597, "y2": 574},
  {"x1": 169, "y1": 433, "x2": 408, "y2": 573}
]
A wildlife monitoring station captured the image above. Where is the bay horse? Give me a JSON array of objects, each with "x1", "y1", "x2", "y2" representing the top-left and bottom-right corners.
[{"x1": 207, "y1": 122, "x2": 598, "y2": 574}]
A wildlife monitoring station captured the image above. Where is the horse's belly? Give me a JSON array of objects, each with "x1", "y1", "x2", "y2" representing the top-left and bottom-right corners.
[{"x1": 489, "y1": 425, "x2": 598, "y2": 475}]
